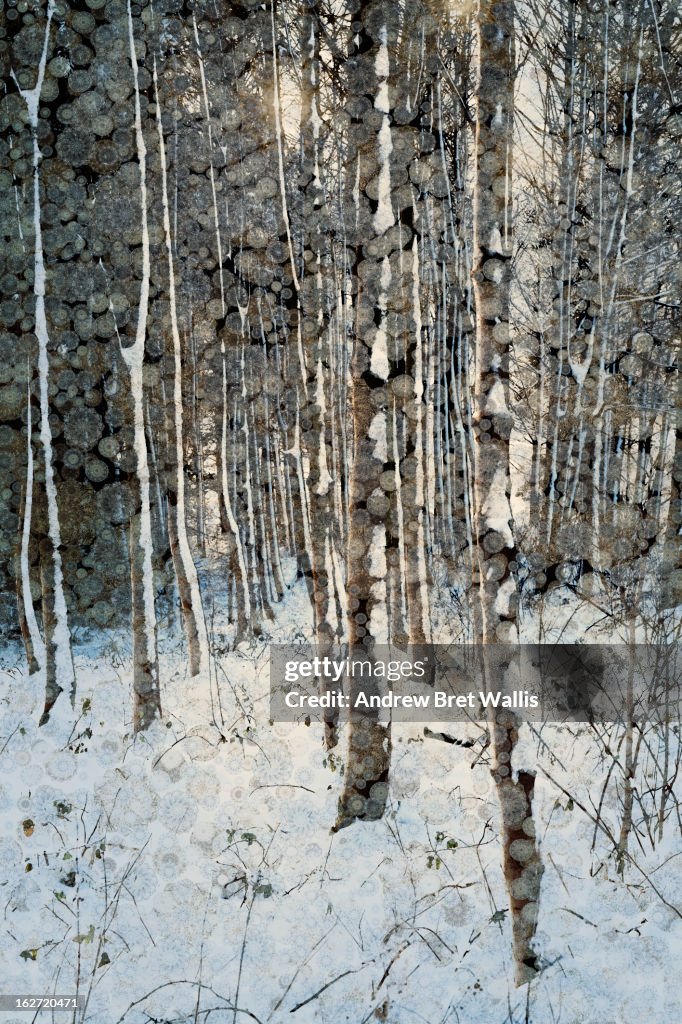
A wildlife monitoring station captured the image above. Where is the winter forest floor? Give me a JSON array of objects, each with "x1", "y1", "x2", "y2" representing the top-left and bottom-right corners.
[{"x1": 1, "y1": 571, "x2": 680, "y2": 1024}]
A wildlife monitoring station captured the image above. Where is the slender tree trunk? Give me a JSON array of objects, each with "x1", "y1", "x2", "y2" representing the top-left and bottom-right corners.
[
  {"x1": 13, "y1": 0, "x2": 74, "y2": 720},
  {"x1": 124, "y1": 0, "x2": 161, "y2": 730},
  {"x1": 617, "y1": 604, "x2": 637, "y2": 871},
  {"x1": 471, "y1": 0, "x2": 543, "y2": 985},
  {"x1": 15, "y1": 537, "x2": 40, "y2": 676},
  {"x1": 38, "y1": 550, "x2": 60, "y2": 725},
  {"x1": 296, "y1": 9, "x2": 341, "y2": 737},
  {"x1": 220, "y1": 343, "x2": 250, "y2": 636},
  {"x1": 18, "y1": 380, "x2": 43, "y2": 675},
  {"x1": 405, "y1": 238, "x2": 432, "y2": 643},
  {"x1": 155, "y1": 64, "x2": 209, "y2": 676}
]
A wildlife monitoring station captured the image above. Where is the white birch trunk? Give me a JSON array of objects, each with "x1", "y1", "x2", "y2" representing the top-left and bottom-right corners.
[
  {"x1": 123, "y1": 0, "x2": 160, "y2": 730},
  {"x1": 12, "y1": 0, "x2": 74, "y2": 719},
  {"x1": 221, "y1": 342, "x2": 251, "y2": 632},
  {"x1": 20, "y1": 376, "x2": 45, "y2": 674},
  {"x1": 154, "y1": 64, "x2": 209, "y2": 676}
]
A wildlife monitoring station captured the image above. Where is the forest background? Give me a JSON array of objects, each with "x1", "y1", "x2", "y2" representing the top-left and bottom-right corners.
[{"x1": 0, "y1": 0, "x2": 680, "y2": 1019}]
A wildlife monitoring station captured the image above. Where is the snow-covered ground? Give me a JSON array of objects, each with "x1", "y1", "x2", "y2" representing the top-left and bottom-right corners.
[{"x1": 0, "y1": 578, "x2": 679, "y2": 1023}]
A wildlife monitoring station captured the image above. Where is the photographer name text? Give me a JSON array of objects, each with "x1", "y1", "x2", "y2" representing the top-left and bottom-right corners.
[{"x1": 283, "y1": 690, "x2": 539, "y2": 710}]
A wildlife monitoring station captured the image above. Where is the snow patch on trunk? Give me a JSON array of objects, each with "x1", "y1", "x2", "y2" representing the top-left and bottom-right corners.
[
  {"x1": 368, "y1": 411, "x2": 388, "y2": 462},
  {"x1": 481, "y1": 466, "x2": 514, "y2": 548},
  {"x1": 373, "y1": 26, "x2": 394, "y2": 236},
  {"x1": 370, "y1": 257, "x2": 392, "y2": 380}
]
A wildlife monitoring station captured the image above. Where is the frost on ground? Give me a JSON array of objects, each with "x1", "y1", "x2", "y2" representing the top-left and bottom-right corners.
[{"x1": 0, "y1": 579, "x2": 679, "y2": 1024}]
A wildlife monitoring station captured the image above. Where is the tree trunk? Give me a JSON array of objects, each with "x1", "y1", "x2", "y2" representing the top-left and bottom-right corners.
[
  {"x1": 219, "y1": 343, "x2": 250, "y2": 636},
  {"x1": 155, "y1": 67, "x2": 209, "y2": 676},
  {"x1": 13, "y1": 0, "x2": 74, "y2": 719},
  {"x1": 334, "y1": 5, "x2": 399, "y2": 830},
  {"x1": 18, "y1": 387, "x2": 43, "y2": 676},
  {"x1": 38, "y1": 549, "x2": 60, "y2": 726},
  {"x1": 124, "y1": 0, "x2": 161, "y2": 731},
  {"x1": 129, "y1": 514, "x2": 161, "y2": 731},
  {"x1": 471, "y1": 0, "x2": 543, "y2": 986},
  {"x1": 295, "y1": 1, "x2": 343, "y2": 745}
]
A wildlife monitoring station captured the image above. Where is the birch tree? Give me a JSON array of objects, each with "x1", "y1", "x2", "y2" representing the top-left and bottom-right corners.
[
  {"x1": 470, "y1": 0, "x2": 544, "y2": 985},
  {"x1": 10, "y1": 0, "x2": 75, "y2": 724},
  {"x1": 294, "y1": 0, "x2": 348, "y2": 746},
  {"x1": 334, "y1": 0, "x2": 399, "y2": 829},
  {"x1": 154, "y1": 61, "x2": 209, "y2": 678},
  {"x1": 123, "y1": 0, "x2": 161, "y2": 731}
]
